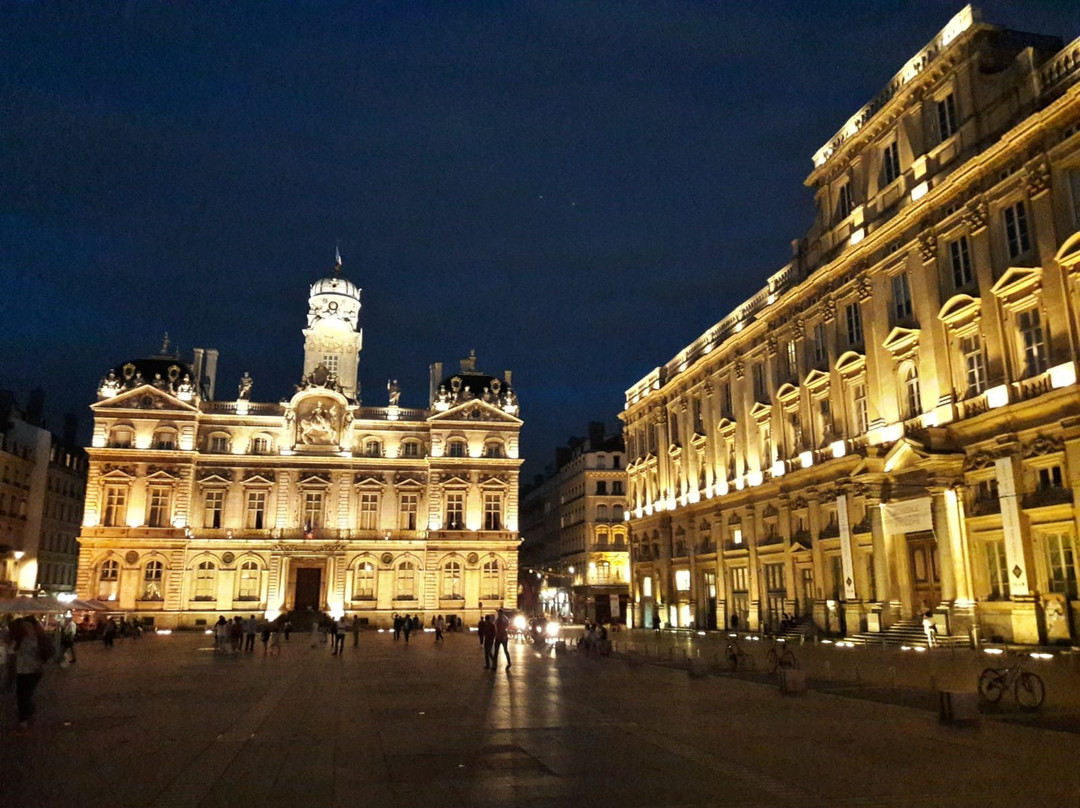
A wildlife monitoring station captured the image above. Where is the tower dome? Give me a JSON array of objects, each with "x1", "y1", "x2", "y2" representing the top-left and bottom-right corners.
[{"x1": 302, "y1": 251, "x2": 364, "y2": 400}]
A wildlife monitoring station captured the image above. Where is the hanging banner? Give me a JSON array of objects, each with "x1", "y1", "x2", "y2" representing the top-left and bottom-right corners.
[
  {"x1": 836, "y1": 494, "x2": 857, "y2": 600},
  {"x1": 995, "y1": 456, "x2": 1030, "y2": 596},
  {"x1": 610, "y1": 594, "x2": 621, "y2": 618},
  {"x1": 881, "y1": 497, "x2": 933, "y2": 535}
]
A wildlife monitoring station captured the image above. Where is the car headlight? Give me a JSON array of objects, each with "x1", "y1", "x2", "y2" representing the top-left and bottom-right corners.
[
  {"x1": 545, "y1": 621, "x2": 560, "y2": 637},
  {"x1": 513, "y1": 615, "x2": 527, "y2": 630}
]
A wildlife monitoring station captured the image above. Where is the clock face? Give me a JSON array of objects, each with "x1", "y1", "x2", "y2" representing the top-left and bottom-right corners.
[{"x1": 381, "y1": 552, "x2": 394, "y2": 565}]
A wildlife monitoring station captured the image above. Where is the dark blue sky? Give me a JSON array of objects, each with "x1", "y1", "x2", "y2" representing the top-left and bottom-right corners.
[{"x1": 3, "y1": 1, "x2": 1078, "y2": 476}]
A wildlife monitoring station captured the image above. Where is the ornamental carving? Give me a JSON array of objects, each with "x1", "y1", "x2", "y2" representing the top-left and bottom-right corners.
[
  {"x1": 734, "y1": 358, "x2": 745, "y2": 380},
  {"x1": 963, "y1": 450, "x2": 999, "y2": 471},
  {"x1": 243, "y1": 470, "x2": 275, "y2": 483},
  {"x1": 480, "y1": 473, "x2": 509, "y2": 484},
  {"x1": 857, "y1": 274, "x2": 873, "y2": 300},
  {"x1": 917, "y1": 228, "x2": 938, "y2": 263},
  {"x1": 102, "y1": 464, "x2": 137, "y2": 477},
  {"x1": 793, "y1": 317, "x2": 806, "y2": 339},
  {"x1": 296, "y1": 397, "x2": 342, "y2": 446},
  {"x1": 702, "y1": 381, "x2": 714, "y2": 396},
  {"x1": 1025, "y1": 155, "x2": 1051, "y2": 198},
  {"x1": 793, "y1": 496, "x2": 808, "y2": 510},
  {"x1": 146, "y1": 465, "x2": 181, "y2": 479},
  {"x1": 1022, "y1": 435, "x2": 1064, "y2": 458},
  {"x1": 727, "y1": 512, "x2": 742, "y2": 526},
  {"x1": 822, "y1": 297, "x2": 837, "y2": 322},
  {"x1": 467, "y1": 552, "x2": 479, "y2": 565},
  {"x1": 125, "y1": 550, "x2": 139, "y2": 564},
  {"x1": 198, "y1": 469, "x2": 233, "y2": 482},
  {"x1": 762, "y1": 503, "x2": 779, "y2": 518},
  {"x1": 765, "y1": 335, "x2": 778, "y2": 357},
  {"x1": 963, "y1": 198, "x2": 988, "y2": 233},
  {"x1": 222, "y1": 552, "x2": 235, "y2": 565},
  {"x1": 381, "y1": 552, "x2": 394, "y2": 565}
]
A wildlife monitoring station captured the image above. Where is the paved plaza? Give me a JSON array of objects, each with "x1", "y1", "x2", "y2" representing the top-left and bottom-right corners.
[{"x1": 4, "y1": 628, "x2": 1080, "y2": 808}]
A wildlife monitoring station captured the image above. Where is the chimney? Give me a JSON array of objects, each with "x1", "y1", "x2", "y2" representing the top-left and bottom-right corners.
[
  {"x1": 62, "y1": 413, "x2": 79, "y2": 445},
  {"x1": 588, "y1": 421, "x2": 606, "y2": 449},
  {"x1": 26, "y1": 388, "x2": 45, "y2": 427},
  {"x1": 204, "y1": 348, "x2": 219, "y2": 401},
  {"x1": 503, "y1": 370, "x2": 512, "y2": 386},
  {"x1": 555, "y1": 446, "x2": 571, "y2": 470},
  {"x1": 192, "y1": 347, "x2": 205, "y2": 395},
  {"x1": 429, "y1": 362, "x2": 443, "y2": 407}
]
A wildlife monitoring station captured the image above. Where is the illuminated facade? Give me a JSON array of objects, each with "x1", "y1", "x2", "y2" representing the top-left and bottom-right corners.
[
  {"x1": 520, "y1": 424, "x2": 629, "y2": 622},
  {"x1": 76, "y1": 260, "x2": 522, "y2": 628},
  {"x1": 622, "y1": 7, "x2": 1080, "y2": 643}
]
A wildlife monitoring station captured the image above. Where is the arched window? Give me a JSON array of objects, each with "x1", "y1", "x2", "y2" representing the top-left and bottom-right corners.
[
  {"x1": 208, "y1": 433, "x2": 230, "y2": 453},
  {"x1": 237, "y1": 561, "x2": 260, "y2": 601},
  {"x1": 481, "y1": 559, "x2": 501, "y2": 600},
  {"x1": 353, "y1": 562, "x2": 375, "y2": 600},
  {"x1": 194, "y1": 561, "x2": 216, "y2": 600},
  {"x1": 364, "y1": 440, "x2": 382, "y2": 458},
  {"x1": 401, "y1": 440, "x2": 422, "y2": 458},
  {"x1": 97, "y1": 559, "x2": 120, "y2": 600},
  {"x1": 152, "y1": 428, "x2": 177, "y2": 450},
  {"x1": 251, "y1": 435, "x2": 272, "y2": 455},
  {"x1": 483, "y1": 441, "x2": 504, "y2": 458},
  {"x1": 902, "y1": 365, "x2": 921, "y2": 420},
  {"x1": 142, "y1": 560, "x2": 164, "y2": 600},
  {"x1": 109, "y1": 427, "x2": 134, "y2": 449},
  {"x1": 447, "y1": 439, "x2": 467, "y2": 458},
  {"x1": 395, "y1": 562, "x2": 417, "y2": 599},
  {"x1": 441, "y1": 561, "x2": 463, "y2": 599}
]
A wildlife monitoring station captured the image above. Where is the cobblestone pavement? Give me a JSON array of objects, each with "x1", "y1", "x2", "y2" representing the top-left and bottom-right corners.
[{"x1": 4, "y1": 629, "x2": 1080, "y2": 808}]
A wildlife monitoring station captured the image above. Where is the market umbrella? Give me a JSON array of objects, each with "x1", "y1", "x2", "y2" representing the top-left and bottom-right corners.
[
  {"x1": 0, "y1": 595, "x2": 67, "y2": 614},
  {"x1": 68, "y1": 598, "x2": 111, "y2": 611}
]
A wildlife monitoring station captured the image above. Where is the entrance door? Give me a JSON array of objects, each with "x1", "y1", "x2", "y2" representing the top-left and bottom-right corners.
[
  {"x1": 294, "y1": 568, "x2": 322, "y2": 611},
  {"x1": 908, "y1": 537, "x2": 941, "y2": 613}
]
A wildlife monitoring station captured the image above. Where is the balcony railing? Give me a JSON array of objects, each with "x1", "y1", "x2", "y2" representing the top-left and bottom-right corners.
[
  {"x1": 969, "y1": 498, "x2": 1002, "y2": 517},
  {"x1": 1022, "y1": 486, "x2": 1074, "y2": 509}
]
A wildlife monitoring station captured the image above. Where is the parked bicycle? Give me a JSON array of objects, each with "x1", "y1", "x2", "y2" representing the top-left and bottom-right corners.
[
  {"x1": 978, "y1": 652, "x2": 1046, "y2": 710},
  {"x1": 766, "y1": 638, "x2": 798, "y2": 675},
  {"x1": 726, "y1": 634, "x2": 754, "y2": 672}
]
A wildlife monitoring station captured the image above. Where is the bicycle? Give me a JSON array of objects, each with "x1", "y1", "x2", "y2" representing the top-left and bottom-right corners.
[
  {"x1": 766, "y1": 638, "x2": 798, "y2": 675},
  {"x1": 978, "y1": 652, "x2": 1046, "y2": 710},
  {"x1": 726, "y1": 634, "x2": 754, "y2": 672}
]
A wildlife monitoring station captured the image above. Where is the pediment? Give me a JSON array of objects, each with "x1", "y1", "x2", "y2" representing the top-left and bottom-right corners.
[
  {"x1": 297, "y1": 472, "x2": 332, "y2": 487},
  {"x1": 990, "y1": 266, "x2": 1042, "y2": 303},
  {"x1": 393, "y1": 477, "x2": 425, "y2": 489},
  {"x1": 100, "y1": 464, "x2": 137, "y2": 480},
  {"x1": 716, "y1": 417, "x2": 736, "y2": 435},
  {"x1": 835, "y1": 351, "x2": 866, "y2": 377},
  {"x1": 440, "y1": 475, "x2": 471, "y2": 488},
  {"x1": 92, "y1": 385, "x2": 198, "y2": 413},
  {"x1": 803, "y1": 369, "x2": 830, "y2": 391},
  {"x1": 775, "y1": 382, "x2": 800, "y2": 404},
  {"x1": 241, "y1": 472, "x2": 275, "y2": 486},
  {"x1": 938, "y1": 294, "x2": 981, "y2": 328},
  {"x1": 353, "y1": 473, "x2": 387, "y2": 488},
  {"x1": 1056, "y1": 230, "x2": 1080, "y2": 271},
  {"x1": 429, "y1": 399, "x2": 522, "y2": 425},
  {"x1": 145, "y1": 466, "x2": 181, "y2": 481},
  {"x1": 881, "y1": 437, "x2": 929, "y2": 473},
  {"x1": 479, "y1": 475, "x2": 510, "y2": 488},
  {"x1": 882, "y1": 326, "x2": 920, "y2": 357},
  {"x1": 197, "y1": 471, "x2": 233, "y2": 486},
  {"x1": 749, "y1": 401, "x2": 772, "y2": 421}
]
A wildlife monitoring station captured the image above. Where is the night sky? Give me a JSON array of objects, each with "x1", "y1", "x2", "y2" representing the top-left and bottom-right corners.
[{"x1": 3, "y1": 1, "x2": 1078, "y2": 477}]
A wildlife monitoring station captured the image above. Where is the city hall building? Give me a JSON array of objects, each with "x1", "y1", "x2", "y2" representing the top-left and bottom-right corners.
[
  {"x1": 622, "y1": 7, "x2": 1080, "y2": 644},
  {"x1": 76, "y1": 259, "x2": 523, "y2": 628}
]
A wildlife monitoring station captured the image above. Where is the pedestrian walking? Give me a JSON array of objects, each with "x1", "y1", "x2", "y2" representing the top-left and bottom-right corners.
[
  {"x1": 494, "y1": 609, "x2": 511, "y2": 671},
  {"x1": 922, "y1": 611, "x2": 937, "y2": 648},
  {"x1": 402, "y1": 614, "x2": 412, "y2": 644},
  {"x1": 244, "y1": 615, "x2": 258, "y2": 652},
  {"x1": 332, "y1": 619, "x2": 345, "y2": 655},
  {"x1": 434, "y1": 615, "x2": 445, "y2": 643},
  {"x1": 393, "y1": 613, "x2": 402, "y2": 641},
  {"x1": 283, "y1": 620, "x2": 292, "y2": 642},
  {"x1": 8, "y1": 617, "x2": 50, "y2": 733},
  {"x1": 214, "y1": 615, "x2": 229, "y2": 651},
  {"x1": 102, "y1": 617, "x2": 117, "y2": 648},
  {"x1": 352, "y1": 615, "x2": 361, "y2": 647},
  {"x1": 268, "y1": 626, "x2": 281, "y2": 656},
  {"x1": 59, "y1": 617, "x2": 77, "y2": 664},
  {"x1": 653, "y1": 612, "x2": 661, "y2": 634},
  {"x1": 260, "y1": 619, "x2": 272, "y2": 656},
  {"x1": 230, "y1": 617, "x2": 243, "y2": 653},
  {"x1": 481, "y1": 614, "x2": 496, "y2": 669}
]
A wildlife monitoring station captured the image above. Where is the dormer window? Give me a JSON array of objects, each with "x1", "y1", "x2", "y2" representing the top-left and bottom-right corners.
[
  {"x1": 153, "y1": 429, "x2": 176, "y2": 450},
  {"x1": 364, "y1": 440, "x2": 383, "y2": 458},
  {"x1": 251, "y1": 435, "x2": 272, "y2": 455},
  {"x1": 447, "y1": 439, "x2": 467, "y2": 458},
  {"x1": 483, "y1": 441, "x2": 504, "y2": 458},
  {"x1": 401, "y1": 440, "x2": 421, "y2": 458},
  {"x1": 109, "y1": 427, "x2": 134, "y2": 449}
]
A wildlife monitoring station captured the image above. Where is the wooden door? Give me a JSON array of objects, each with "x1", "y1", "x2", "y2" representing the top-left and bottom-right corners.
[{"x1": 908, "y1": 537, "x2": 940, "y2": 614}]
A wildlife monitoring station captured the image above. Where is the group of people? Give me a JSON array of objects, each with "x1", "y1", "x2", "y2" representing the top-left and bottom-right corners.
[
  {"x1": 577, "y1": 622, "x2": 611, "y2": 655},
  {"x1": 213, "y1": 614, "x2": 289, "y2": 656},
  {"x1": 476, "y1": 608, "x2": 512, "y2": 671},
  {"x1": 310, "y1": 614, "x2": 362, "y2": 654}
]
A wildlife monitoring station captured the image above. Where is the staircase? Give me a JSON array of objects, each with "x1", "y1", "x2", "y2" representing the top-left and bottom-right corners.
[
  {"x1": 776, "y1": 616, "x2": 817, "y2": 642},
  {"x1": 846, "y1": 618, "x2": 970, "y2": 649}
]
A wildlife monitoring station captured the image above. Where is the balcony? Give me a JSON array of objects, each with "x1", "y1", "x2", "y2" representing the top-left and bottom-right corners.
[
  {"x1": 819, "y1": 523, "x2": 840, "y2": 540},
  {"x1": 1022, "y1": 486, "x2": 1074, "y2": 510},
  {"x1": 590, "y1": 541, "x2": 628, "y2": 553},
  {"x1": 969, "y1": 498, "x2": 1002, "y2": 517},
  {"x1": 1016, "y1": 372, "x2": 1053, "y2": 402},
  {"x1": 791, "y1": 529, "x2": 813, "y2": 549},
  {"x1": 723, "y1": 539, "x2": 748, "y2": 552},
  {"x1": 758, "y1": 533, "x2": 784, "y2": 547}
]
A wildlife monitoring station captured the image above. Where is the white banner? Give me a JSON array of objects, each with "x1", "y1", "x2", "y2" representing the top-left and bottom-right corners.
[
  {"x1": 836, "y1": 494, "x2": 856, "y2": 600},
  {"x1": 881, "y1": 497, "x2": 933, "y2": 535},
  {"x1": 995, "y1": 456, "x2": 1029, "y2": 596},
  {"x1": 610, "y1": 594, "x2": 620, "y2": 618}
]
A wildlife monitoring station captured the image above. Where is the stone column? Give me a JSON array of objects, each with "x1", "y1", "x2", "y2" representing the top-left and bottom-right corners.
[
  {"x1": 868, "y1": 496, "x2": 900, "y2": 627},
  {"x1": 931, "y1": 490, "x2": 957, "y2": 603},
  {"x1": 995, "y1": 454, "x2": 1040, "y2": 643}
]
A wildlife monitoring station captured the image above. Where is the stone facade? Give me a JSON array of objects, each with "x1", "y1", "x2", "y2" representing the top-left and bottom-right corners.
[
  {"x1": 621, "y1": 9, "x2": 1080, "y2": 644},
  {"x1": 77, "y1": 261, "x2": 523, "y2": 628}
]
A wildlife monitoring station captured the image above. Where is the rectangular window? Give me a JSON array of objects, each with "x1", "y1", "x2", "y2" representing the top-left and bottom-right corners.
[
  {"x1": 595, "y1": 480, "x2": 607, "y2": 495},
  {"x1": 203, "y1": 490, "x2": 224, "y2": 529},
  {"x1": 785, "y1": 340, "x2": 798, "y2": 379},
  {"x1": 354, "y1": 563, "x2": 375, "y2": 599},
  {"x1": 961, "y1": 335, "x2": 986, "y2": 396},
  {"x1": 731, "y1": 566, "x2": 748, "y2": 592},
  {"x1": 483, "y1": 492, "x2": 502, "y2": 531},
  {"x1": 812, "y1": 322, "x2": 828, "y2": 365},
  {"x1": 752, "y1": 363, "x2": 767, "y2": 401},
  {"x1": 852, "y1": 383, "x2": 869, "y2": 435},
  {"x1": 321, "y1": 354, "x2": 340, "y2": 374},
  {"x1": 402, "y1": 441, "x2": 420, "y2": 458},
  {"x1": 1003, "y1": 200, "x2": 1031, "y2": 259},
  {"x1": 103, "y1": 486, "x2": 128, "y2": 527},
  {"x1": 675, "y1": 569, "x2": 691, "y2": 591},
  {"x1": 693, "y1": 396, "x2": 704, "y2": 433},
  {"x1": 1038, "y1": 466, "x2": 1064, "y2": 491},
  {"x1": 146, "y1": 487, "x2": 170, "y2": 527},
  {"x1": 399, "y1": 493, "x2": 418, "y2": 530},
  {"x1": 882, "y1": 140, "x2": 901, "y2": 185},
  {"x1": 722, "y1": 382, "x2": 733, "y2": 417},
  {"x1": 936, "y1": 92, "x2": 957, "y2": 141},
  {"x1": 245, "y1": 491, "x2": 266, "y2": 530},
  {"x1": 359, "y1": 492, "x2": 380, "y2": 530},
  {"x1": 210, "y1": 435, "x2": 229, "y2": 453},
  {"x1": 764, "y1": 562, "x2": 785, "y2": 591},
  {"x1": 613, "y1": 480, "x2": 624, "y2": 495},
  {"x1": 1045, "y1": 531, "x2": 1078, "y2": 600},
  {"x1": 445, "y1": 491, "x2": 465, "y2": 530},
  {"x1": 302, "y1": 491, "x2": 323, "y2": 529},
  {"x1": 1018, "y1": 308, "x2": 1047, "y2": 376},
  {"x1": 891, "y1": 272, "x2": 913, "y2": 320},
  {"x1": 669, "y1": 412, "x2": 680, "y2": 444},
  {"x1": 251, "y1": 436, "x2": 270, "y2": 455},
  {"x1": 845, "y1": 303, "x2": 863, "y2": 346},
  {"x1": 948, "y1": 236, "x2": 974, "y2": 288},
  {"x1": 837, "y1": 180, "x2": 854, "y2": 220}
]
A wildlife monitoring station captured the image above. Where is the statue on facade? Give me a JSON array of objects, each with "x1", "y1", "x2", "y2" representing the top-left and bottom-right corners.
[
  {"x1": 299, "y1": 401, "x2": 338, "y2": 445},
  {"x1": 387, "y1": 379, "x2": 401, "y2": 406},
  {"x1": 238, "y1": 372, "x2": 253, "y2": 400},
  {"x1": 176, "y1": 373, "x2": 196, "y2": 398}
]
